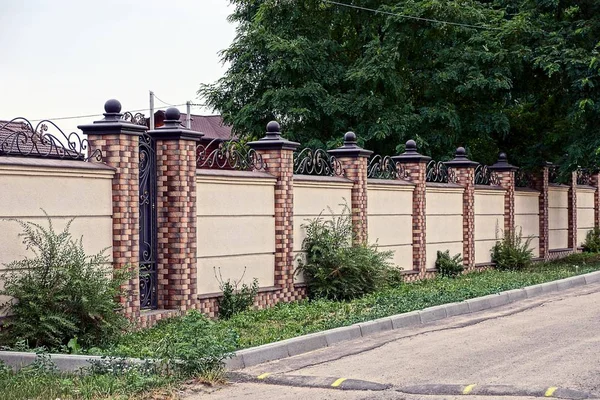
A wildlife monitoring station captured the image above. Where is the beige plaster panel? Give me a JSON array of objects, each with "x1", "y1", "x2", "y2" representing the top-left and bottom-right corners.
[
  {"x1": 426, "y1": 187, "x2": 463, "y2": 215},
  {"x1": 475, "y1": 240, "x2": 497, "y2": 265},
  {"x1": 579, "y1": 228, "x2": 594, "y2": 247},
  {"x1": 426, "y1": 215, "x2": 463, "y2": 244},
  {"x1": 549, "y1": 229, "x2": 568, "y2": 250},
  {"x1": 474, "y1": 190, "x2": 505, "y2": 215},
  {"x1": 549, "y1": 208, "x2": 568, "y2": 230},
  {"x1": 0, "y1": 170, "x2": 113, "y2": 217},
  {"x1": 293, "y1": 182, "x2": 353, "y2": 217},
  {"x1": 426, "y1": 242, "x2": 463, "y2": 270},
  {"x1": 197, "y1": 254, "x2": 275, "y2": 295},
  {"x1": 548, "y1": 187, "x2": 569, "y2": 208},
  {"x1": 197, "y1": 216, "x2": 275, "y2": 258},
  {"x1": 475, "y1": 215, "x2": 504, "y2": 241},
  {"x1": 379, "y1": 244, "x2": 413, "y2": 270},
  {"x1": 515, "y1": 214, "x2": 540, "y2": 239},
  {"x1": 578, "y1": 208, "x2": 595, "y2": 230},
  {"x1": 368, "y1": 215, "x2": 412, "y2": 247},
  {"x1": 0, "y1": 167, "x2": 113, "y2": 269},
  {"x1": 577, "y1": 189, "x2": 595, "y2": 209},
  {"x1": 515, "y1": 192, "x2": 540, "y2": 215},
  {"x1": 197, "y1": 178, "x2": 275, "y2": 216},
  {"x1": 367, "y1": 186, "x2": 413, "y2": 216},
  {"x1": 0, "y1": 216, "x2": 113, "y2": 269}
]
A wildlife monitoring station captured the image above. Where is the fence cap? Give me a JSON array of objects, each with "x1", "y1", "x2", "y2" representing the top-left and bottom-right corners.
[
  {"x1": 147, "y1": 107, "x2": 204, "y2": 142},
  {"x1": 392, "y1": 139, "x2": 431, "y2": 163},
  {"x1": 247, "y1": 121, "x2": 300, "y2": 151},
  {"x1": 78, "y1": 99, "x2": 148, "y2": 136},
  {"x1": 445, "y1": 147, "x2": 478, "y2": 168},
  {"x1": 489, "y1": 152, "x2": 518, "y2": 172},
  {"x1": 328, "y1": 131, "x2": 372, "y2": 158}
]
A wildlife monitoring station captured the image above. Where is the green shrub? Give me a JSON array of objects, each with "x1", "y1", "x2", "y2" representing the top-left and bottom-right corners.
[
  {"x1": 491, "y1": 228, "x2": 534, "y2": 270},
  {"x1": 0, "y1": 214, "x2": 129, "y2": 350},
  {"x1": 296, "y1": 204, "x2": 395, "y2": 301},
  {"x1": 215, "y1": 267, "x2": 259, "y2": 320},
  {"x1": 582, "y1": 228, "x2": 600, "y2": 253},
  {"x1": 435, "y1": 250, "x2": 464, "y2": 277}
]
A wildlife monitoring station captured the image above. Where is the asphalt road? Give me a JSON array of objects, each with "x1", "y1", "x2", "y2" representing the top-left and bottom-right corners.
[{"x1": 186, "y1": 282, "x2": 600, "y2": 400}]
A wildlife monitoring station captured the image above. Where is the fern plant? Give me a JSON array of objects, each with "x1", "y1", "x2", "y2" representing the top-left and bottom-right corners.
[
  {"x1": 435, "y1": 250, "x2": 464, "y2": 278},
  {"x1": 491, "y1": 228, "x2": 534, "y2": 271},
  {"x1": 0, "y1": 214, "x2": 129, "y2": 349}
]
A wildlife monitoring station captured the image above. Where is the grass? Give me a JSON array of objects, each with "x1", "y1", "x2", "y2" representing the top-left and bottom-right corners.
[
  {"x1": 2, "y1": 252, "x2": 599, "y2": 399},
  {"x1": 108, "y1": 253, "x2": 600, "y2": 355}
]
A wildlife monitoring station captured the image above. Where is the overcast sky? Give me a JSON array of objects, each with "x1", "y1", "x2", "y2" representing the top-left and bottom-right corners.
[{"x1": 0, "y1": 0, "x2": 236, "y2": 133}]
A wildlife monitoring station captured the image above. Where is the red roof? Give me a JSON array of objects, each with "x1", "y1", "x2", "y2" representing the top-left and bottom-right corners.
[{"x1": 178, "y1": 114, "x2": 234, "y2": 141}]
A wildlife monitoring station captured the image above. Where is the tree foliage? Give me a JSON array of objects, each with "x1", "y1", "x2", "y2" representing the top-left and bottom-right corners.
[{"x1": 199, "y1": 0, "x2": 600, "y2": 169}]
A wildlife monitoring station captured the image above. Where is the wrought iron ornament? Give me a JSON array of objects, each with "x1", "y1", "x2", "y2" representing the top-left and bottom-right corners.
[
  {"x1": 197, "y1": 139, "x2": 266, "y2": 171},
  {"x1": 0, "y1": 118, "x2": 102, "y2": 161},
  {"x1": 293, "y1": 148, "x2": 344, "y2": 176},
  {"x1": 367, "y1": 155, "x2": 409, "y2": 180},
  {"x1": 139, "y1": 131, "x2": 158, "y2": 310},
  {"x1": 122, "y1": 111, "x2": 147, "y2": 126},
  {"x1": 577, "y1": 168, "x2": 592, "y2": 186},
  {"x1": 515, "y1": 169, "x2": 534, "y2": 188},
  {"x1": 474, "y1": 164, "x2": 501, "y2": 186},
  {"x1": 426, "y1": 160, "x2": 457, "y2": 183},
  {"x1": 548, "y1": 165, "x2": 560, "y2": 184}
]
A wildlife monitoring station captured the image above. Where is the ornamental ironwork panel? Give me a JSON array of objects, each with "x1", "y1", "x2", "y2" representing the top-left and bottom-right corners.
[
  {"x1": 426, "y1": 160, "x2": 457, "y2": 183},
  {"x1": 0, "y1": 118, "x2": 102, "y2": 161},
  {"x1": 515, "y1": 169, "x2": 534, "y2": 188},
  {"x1": 122, "y1": 112, "x2": 147, "y2": 127},
  {"x1": 548, "y1": 165, "x2": 560, "y2": 184},
  {"x1": 293, "y1": 148, "x2": 344, "y2": 176},
  {"x1": 139, "y1": 131, "x2": 158, "y2": 310},
  {"x1": 196, "y1": 139, "x2": 265, "y2": 171},
  {"x1": 367, "y1": 155, "x2": 408, "y2": 180},
  {"x1": 474, "y1": 164, "x2": 501, "y2": 186},
  {"x1": 577, "y1": 168, "x2": 593, "y2": 186}
]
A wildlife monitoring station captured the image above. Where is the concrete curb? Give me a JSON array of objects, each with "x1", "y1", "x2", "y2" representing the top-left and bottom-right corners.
[
  {"x1": 2, "y1": 270, "x2": 600, "y2": 373},
  {"x1": 226, "y1": 270, "x2": 600, "y2": 370}
]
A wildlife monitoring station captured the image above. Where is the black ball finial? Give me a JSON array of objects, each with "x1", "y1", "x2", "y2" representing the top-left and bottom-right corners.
[
  {"x1": 267, "y1": 121, "x2": 280, "y2": 133},
  {"x1": 165, "y1": 107, "x2": 180, "y2": 121},
  {"x1": 499, "y1": 152, "x2": 507, "y2": 161},
  {"x1": 456, "y1": 146, "x2": 466, "y2": 156},
  {"x1": 344, "y1": 131, "x2": 357, "y2": 145},
  {"x1": 104, "y1": 99, "x2": 122, "y2": 114},
  {"x1": 405, "y1": 139, "x2": 417, "y2": 151}
]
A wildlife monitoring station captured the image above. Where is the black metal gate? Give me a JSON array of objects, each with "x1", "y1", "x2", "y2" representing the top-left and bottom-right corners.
[{"x1": 139, "y1": 131, "x2": 158, "y2": 310}]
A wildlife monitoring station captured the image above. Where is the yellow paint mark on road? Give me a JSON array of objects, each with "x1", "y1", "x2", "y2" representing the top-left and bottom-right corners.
[
  {"x1": 257, "y1": 373, "x2": 271, "y2": 380},
  {"x1": 463, "y1": 384, "x2": 477, "y2": 394},
  {"x1": 545, "y1": 387, "x2": 558, "y2": 397},
  {"x1": 331, "y1": 378, "x2": 347, "y2": 387}
]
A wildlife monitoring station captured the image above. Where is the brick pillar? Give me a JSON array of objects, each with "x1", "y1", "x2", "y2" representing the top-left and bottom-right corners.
[
  {"x1": 446, "y1": 147, "x2": 478, "y2": 268},
  {"x1": 568, "y1": 170, "x2": 578, "y2": 250},
  {"x1": 490, "y1": 153, "x2": 517, "y2": 234},
  {"x1": 79, "y1": 99, "x2": 147, "y2": 321},
  {"x1": 248, "y1": 122, "x2": 300, "y2": 300},
  {"x1": 392, "y1": 140, "x2": 431, "y2": 274},
  {"x1": 592, "y1": 173, "x2": 600, "y2": 228},
  {"x1": 147, "y1": 108, "x2": 203, "y2": 311},
  {"x1": 532, "y1": 164, "x2": 550, "y2": 260},
  {"x1": 328, "y1": 132, "x2": 372, "y2": 243}
]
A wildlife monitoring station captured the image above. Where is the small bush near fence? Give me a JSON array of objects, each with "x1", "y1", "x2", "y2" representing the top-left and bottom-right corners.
[
  {"x1": 215, "y1": 267, "x2": 259, "y2": 320},
  {"x1": 0, "y1": 214, "x2": 129, "y2": 350},
  {"x1": 582, "y1": 228, "x2": 600, "y2": 253},
  {"x1": 491, "y1": 229, "x2": 534, "y2": 271},
  {"x1": 296, "y1": 204, "x2": 396, "y2": 301},
  {"x1": 435, "y1": 250, "x2": 464, "y2": 277}
]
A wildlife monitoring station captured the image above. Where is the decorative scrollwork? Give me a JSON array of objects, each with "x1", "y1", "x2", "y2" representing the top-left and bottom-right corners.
[
  {"x1": 577, "y1": 168, "x2": 592, "y2": 186},
  {"x1": 367, "y1": 155, "x2": 409, "y2": 180},
  {"x1": 426, "y1": 160, "x2": 457, "y2": 184},
  {"x1": 293, "y1": 148, "x2": 345, "y2": 176},
  {"x1": 197, "y1": 139, "x2": 266, "y2": 171},
  {"x1": 0, "y1": 118, "x2": 102, "y2": 161},
  {"x1": 548, "y1": 165, "x2": 560, "y2": 184},
  {"x1": 122, "y1": 111, "x2": 147, "y2": 126},
  {"x1": 474, "y1": 164, "x2": 501, "y2": 186},
  {"x1": 515, "y1": 169, "x2": 534, "y2": 188}
]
